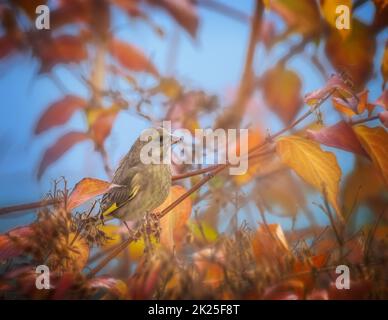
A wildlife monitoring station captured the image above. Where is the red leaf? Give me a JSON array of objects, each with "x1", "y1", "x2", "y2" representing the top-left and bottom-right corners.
[
  {"x1": 35, "y1": 95, "x2": 88, "y2": 134},
  {"x1": 0, "y1": 226, "x2": 34, "y2": 260},
  {"x1": 332, "y1": 90, "x2": 375, "y2": 117},
  {"x1": 0, "y1": 35, "x2": 18, "y2": 59},
  {"x1": 379, "y1": 111, "x2": 388, "y2": 128},
  {"x1": 88, "y1": 277, "x2": 128, "y2": 298},
  {"x1": 110, "y1": 39, "x2": 158, "y2": 76},
  {"x1": 375, "y1": 90, "x2": 388, "y2": 109},
  {"x1": 148, "y1": 0, "x2": 198, "y2": 38},
  {"x1": 306, "y1": 121, "x2": 368, "y2": 157},
  {"x1": 112, "y1": 0, "x2": 144, "y2": 17},
  {"x1": 306, "y1": 289, "x2": 329, "y2": 300},
  {"x1": 261, "y1": 280, "x2": 304, "y2": 300},
  {"x1": 67, "y1": 177, "x2": 120, "y2": 210},
  {"x1": 328, "y1": 280, "x2": 372, "y2": 300},
  {"x1": 37, "y1": 132, "x2": 89, "y2": 179},
  {"x1": 89, "y1": 108, "x2": 120, "y2": 148},
  {"x1": 52, "y1": 273, "x2": 75, "y2": 300},
  {"x1": 304, "y1": 74, "x2": 354, "y2": 106},
  {"x1": 51, "y1": 0, "x2": 92, "y2": 29},
  {"x1": 38, "y1": 35, "x2": 88, "y2": 72}
]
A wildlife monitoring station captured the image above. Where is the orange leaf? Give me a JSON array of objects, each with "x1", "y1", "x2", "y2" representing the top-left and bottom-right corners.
[
  {"x1": 13, "y1": 0, "x2": 47, "y2": 19},
  {"x1": 35, "y1": 95, "x2": 88, "y2": 134},
  {"x1": 332, "y1": 90, "x2": 375, "y2": 117},
  {"x1": 37, "y1": 131, "x2": 90, "y2": 179},
  {"x1": 233, "y1": 129, "x2": 266, "y2": 185},
  {"x1": 320, "y1": 0, "x2": 352, "y2": 38},
  {"x1": 261, "y1": 279, "x2": 304, "y2": 300},
  {"x1": 268, "y1": 0, "x2": 321, "y2": 36},
  {"x1": 328, "y1": 280, "x2": 371, "y2": 300},
  {"x1": 252, "y1": 224, "x2": 289, "y2": 260},
  {"x1": 0, "y1": 226, "x2": 34, "y2": 260},
  {"x1": 375, "y1": 90, "x2": 388, "y2": 109},
  {"x1": 157, "y1": 185, "x2": 192, "y2": 250},
  {"x1": 67, "y1": 177, "x2": 120, "y2": 210},
  {"x1": 262, "y1": 64, "x2": 302, "y2": 124},
  {"x1": 304, "y1": 74, "x2": 354, "y2": 106},
  {"x1": 110, "y1": 39, "x2": 158, "y2": 76},
  {"x1": 325, "y1": 19, "x2": 375, "y2": 87},
  {"x1": 379, "y1": 111, "x2": 388, "y2": 128},
  {"x1": 38, "y1": 35, "x2": 88, "y2": 72},
  {"x1": 306, "y1": 121, "x2": 368, "y2": 157},
  {"x1": 353, "y1": 125, "x2": 388, "y2": 186},
  {"x1": 0, "y1": 35, "x2": 18, "y2": 59},
  {"x1": 193, "y1": 248, "x2": 224, "y2": 287},
  {"x1": 112, "y1": 0, "x2": 144, "y2": 17},
  {"x1": 88, "y1": 107, "x2": 120, "y2": 148},
  {"x1": 51, "y1": 0, "x2": 92, "y2": 29},
  {"x1": 88, "y1": 277, "x2": 128, "y2": 299},
  {"x1": 342, "y1": 157, "x2": 385, "y2": 213}
]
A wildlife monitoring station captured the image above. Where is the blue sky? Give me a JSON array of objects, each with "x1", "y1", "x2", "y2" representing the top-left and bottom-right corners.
[{"x1": 0, "y1": 1, "x2": 386, "y2": 232}]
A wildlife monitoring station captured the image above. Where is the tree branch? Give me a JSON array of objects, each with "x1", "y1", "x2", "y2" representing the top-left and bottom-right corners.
[{"x1": 214, "y1": 0, "x2": 264, "y2": 129}]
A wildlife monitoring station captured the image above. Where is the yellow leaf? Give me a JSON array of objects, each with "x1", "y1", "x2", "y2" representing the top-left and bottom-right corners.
[
  {"x1": 342, "y1": 157, "x2": 385, "y2": 215},
  {"x1": 320, "y1": 0, "x2": 352, "y2": 38},
  {"x1": 99, "y1": 224, "x2": 121, "y2": 247},
  {"x1": 332, "y1": 97, "x2": 357, "y2": 117},
  {"x1": 353, "y1": 125, "x2": 388, "y2": 186},
  {"x1": 129, "y1": 237, "x2": 159, "y2": 260},
  {"x1": 188, "y1": 221, "x2": 218, "y2": 242},
  {"x1": 276, "y1": 135, "x2": 343, "y2": 222}
]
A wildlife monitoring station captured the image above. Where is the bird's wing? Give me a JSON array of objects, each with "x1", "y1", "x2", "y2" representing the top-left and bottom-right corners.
[{"x1": 100, "y1": 169, "x2": 142, "y2": 218}]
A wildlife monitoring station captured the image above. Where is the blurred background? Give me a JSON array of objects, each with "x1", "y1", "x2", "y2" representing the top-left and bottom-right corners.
[{"x1": 0, "y1": 0, "x2": 387, "y2": 233}]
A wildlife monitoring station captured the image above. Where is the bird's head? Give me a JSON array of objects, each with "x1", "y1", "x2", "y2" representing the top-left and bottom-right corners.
[{"x1": 132, "y1": 127, "x2": 182, "y2": 164}]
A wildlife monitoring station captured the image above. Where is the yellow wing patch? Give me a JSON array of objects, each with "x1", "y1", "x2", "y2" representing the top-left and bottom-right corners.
[{"x1": 101, "y1": 184, "x2": 140, "y2": 218}]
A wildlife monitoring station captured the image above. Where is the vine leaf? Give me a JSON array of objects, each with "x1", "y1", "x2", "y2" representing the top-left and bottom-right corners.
[
  {"x1": 110, "y1": 39, "x2": 158, "y2": 76},
  {"x1": 35, "y1": 96, "x2": 88, "y2": 134},
  {"x1": 262, "y1": 65, "x2": 302, "y2": 124},
  {"x1": 37, "y1": 132, "x2": 90, "y2": 179},
  {"x1": 306, "y1": 120, "x2": 368, "y2": 157},
  {"x1": 353, "y1": 125, "x2": 388, "y2": 186},
  {"x1": 67, "y1": 178, "x2": 121, "y2": 211},
  {"x1": 276, "y1": 135, "x2": 343, "y2": 221}
]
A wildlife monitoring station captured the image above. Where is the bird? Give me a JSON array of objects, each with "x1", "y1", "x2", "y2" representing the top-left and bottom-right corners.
[{"x1": 99, "y1": 127, "x2": 179, "y2": 225}]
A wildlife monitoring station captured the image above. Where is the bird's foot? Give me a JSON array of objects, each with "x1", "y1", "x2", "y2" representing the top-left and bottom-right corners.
[
  {"x1": 123, "y1": 220, "x2": 141, "y2": 240},
  {"x1": 143, "y1": 211, "x2": 161, "y2": 241}
]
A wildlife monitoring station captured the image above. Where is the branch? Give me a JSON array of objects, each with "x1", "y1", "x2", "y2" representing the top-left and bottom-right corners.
[
  {"x1": 214, "y1": 0, "x2": 264, "y2": 129},
  {"x1": 349, "y1": 115, "x2": 379, "y2": 126},
  {"x1": 0, "y1": 199, "x2": 60, "y2": 216}
]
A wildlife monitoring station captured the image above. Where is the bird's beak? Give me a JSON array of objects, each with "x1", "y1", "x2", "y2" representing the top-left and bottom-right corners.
[{"x1": 170, "y1": 134, "x2": 183, "y2": 145}]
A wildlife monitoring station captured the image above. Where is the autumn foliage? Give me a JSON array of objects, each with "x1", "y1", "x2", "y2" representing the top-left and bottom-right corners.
[{"x1": 0, "y1": 0, "x2": 388, "y2": 300}]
